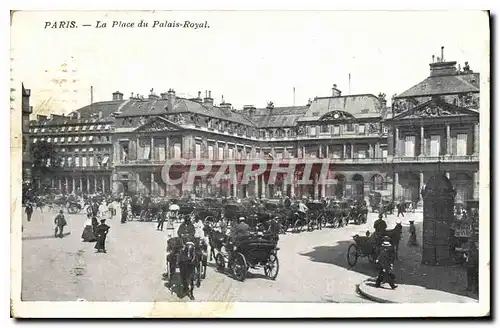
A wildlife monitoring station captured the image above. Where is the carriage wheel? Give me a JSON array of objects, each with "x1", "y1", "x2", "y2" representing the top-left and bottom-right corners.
[
  {"x1": 215, "y1": 253, "x2": 225, "y2": 272},
  {"x1": 292, "y1": 220, "x2": 303, "y2": 233},
  {"x1": 232, "y1": 253, "x2": 247, "y2": 282},
  {"x1": 264, "y1": 253, "x2": 279, "y2": 280},
  {"x1": 347, "y1": 244, "x2": 359, "y2": 267}
]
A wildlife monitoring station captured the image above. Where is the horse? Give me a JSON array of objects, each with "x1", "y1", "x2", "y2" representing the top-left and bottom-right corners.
[
  {"x1": 178, "y1": 241, "x2": 197, "y2": 300},
  {"x1": 383, "y1": 223, "x2": 403, "y2": 259}
]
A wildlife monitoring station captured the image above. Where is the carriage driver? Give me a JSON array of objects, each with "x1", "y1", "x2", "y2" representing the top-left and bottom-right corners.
[
  {"x1": 232, "y1": 217, "x2": 251, "y2": 241},
  {"x1": 177, "y1": 214, "x2": 196, "y2": 242}
]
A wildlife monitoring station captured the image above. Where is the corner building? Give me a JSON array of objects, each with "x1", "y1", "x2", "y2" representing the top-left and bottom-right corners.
[{"x1": 386, "y1": 58, "x2": 480, "y2": 204}]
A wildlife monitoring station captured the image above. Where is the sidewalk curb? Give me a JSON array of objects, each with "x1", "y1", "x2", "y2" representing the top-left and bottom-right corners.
[{"x1": 356, "y1": 280, "x2": 396, "y2": 303}]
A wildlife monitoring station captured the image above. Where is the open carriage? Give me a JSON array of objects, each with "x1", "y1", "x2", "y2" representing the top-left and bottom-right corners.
[{"x1": 215, "y1": 233, "x2": 280, "y2": 282}]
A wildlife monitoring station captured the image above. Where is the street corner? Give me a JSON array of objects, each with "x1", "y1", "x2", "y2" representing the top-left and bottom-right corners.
[{"x1": 357, "y1": 278, "x2": 478, "y2": 304}]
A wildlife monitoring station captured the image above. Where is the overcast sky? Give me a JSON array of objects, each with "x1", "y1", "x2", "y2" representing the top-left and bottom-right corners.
[{"x1": 11, "y1": 10, "x2": 489, "y2": 116}]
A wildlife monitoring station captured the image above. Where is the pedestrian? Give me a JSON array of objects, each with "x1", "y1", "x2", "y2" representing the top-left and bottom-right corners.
[
  {"x1": 464, "y1": 241, "x2": 479, "y2": 293},
  {"x1": 397, "y1": 202, "x2": 405, "y2": 217},
  {"x1": 54, "y1": 210, "x2": 67, "y2": 238},
  {"x1": 94, "y1": 219, "x2": 110, "y2": 253},
  {"x1": 375, "y1": 237, "x2": 397, "y2": 289},
  {"x1": 91, "y1": 215, "x2": 99, "y2": 235},
  {"x1": 121, "y1": 200, "x2": 128, "y2": 224},
  {"x1": 81, "y1": 214, "x2": 96, "y2": 242},
  {"x1": 157, "y1": 208, "x2": 167, "y2": 231},
  {"x1": 194, "y1": 215, "x2": 205, "y2": 239},
  {"x1": 408, "y1": 220, "x2": 418, "y2": 246},
  {"x1": 25, "y1": 202, "x2": 33, "y2": 222}
]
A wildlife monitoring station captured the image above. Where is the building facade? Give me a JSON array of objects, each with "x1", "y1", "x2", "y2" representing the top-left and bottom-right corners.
[
  {"x1": 386, "y1": 56, "x2": 480, "y2": 205},
  {"x1": 111, "y1": 87, "x2": 390, "y2": 203},
  {"x1": 28, "y1": 53, "x2": 480, "y2": 202},
  {"x1": 28, "y1": 93, "x2": 126, "y2": 193},
  {"x1": 22, "y1": 84, "x2": 32, "y2": 182}
]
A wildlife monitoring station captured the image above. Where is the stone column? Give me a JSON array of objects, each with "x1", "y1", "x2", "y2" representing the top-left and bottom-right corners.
[
  {"x1": 165, "y1": 136, "x2": 170, "y2": 159},
  {"x1": 72, "y1": 177, "x2": 75, "y2": 193},
  {"x1": 473, "y1": 170, "x2": 479, "y2": 199},
  {"x1": 151, "y1": 172, "x2": 155, "y2": 195},
  {"x1": 343, "y1": 144, "x2": 347, "y2": 158},
  {"x1": 375, "y1": 142, "x2": 380, "y2": 158},
  {"x1": 326, "y1": 144, "x2": 329, "y2": 158},
  {"x1": 314, "y1": 173, "x2": 319, "y2": 199},
  {"x1": 150, "y1": 137, "x2": 154, "y2": 161},
  {"x1": 369, "y1": 144, "x2": 373, "y2": 158},
  {"x1": 350, "y1": 143, "x2": 354, "y2": 158},
  {"x1": 290, "y1": 174, "x2": 295, "y2": 198},
  {"x1": 261, "y1": 175, "x2": 266, "y2": 198},
  {"x1": 420, "y1": 125, "x2": 425, "y2": 156},
  {"x1": 86, "y1": 177, "x2": 90, "y2": 192},
  {"x1": 321, "y1": 180, "x2": 326, "y2": 199},
  {"x1": 102, "y1": 177, "x2": 105, "y2": 192},
  {"x1": 419, "y1": 171, "x2": 424, "y2": 206},
  {"x1": 395, "y1": 127, "x2": 400, "y2": 156},
  {"x1": 110, "y1": 175, "x2": 113, "y2": 194},
  {"x1": 80, "y1": 177, "x2": 84, "y2": 192},
  {"x1": 302, "y1": 146, "x2": 305, "y2": 159},
  {"x1": 254, "y1": 176, "x2": 259, "y2": 197},
  {"x1": 446, "y1": 124, "x2": 451, "y2": 156},
  {"x1": 319, "y1": 145, "x2": 323, "y2": 158},
  {"x1": 136, "y1": 173, "x2": 141, "y2": 194},
  {"x1": 94, "y1": 175, "x2": 97, "y2": 192},
  {"x1": 473, "y1": 123, "x2": 479, "y2": 155},
  {"x1": 65, "y1": 177, "x2": 68, "y2": 193},
  {"x1": 394, "y1": 172, "x2": 399, "y2": 201},
  {"x1": 58, "y1": 177, "x2": 62, "y2": 191}
]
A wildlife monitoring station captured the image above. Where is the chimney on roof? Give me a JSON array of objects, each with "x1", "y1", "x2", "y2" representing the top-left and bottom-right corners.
[
  {"x1": 441, "y1": 46, "x2": 444, "y2": 62},
  {"x1": 113, "y1": 91, "x2": 124, "y2": 101},
  {"x1": 243, "y1": 105, "x2": 256, "y2": 115},
  {"x1": 307, "y1": 98, "x2": 313, "y2": 107},
  {"x1": 148, "y1": 88, "x2": 159, "y2": 100},
  {"x1": 220, "y1": 95, "x2": 232, "y2": 110},
  {"x1": 203, "y1": 90, "x2": 214, "y2": 106},
  {"x1": 160, "y1": 91, "x2": 168, "y2": 100},
  {"x1": 167, "y1": 89, "x2": 176, "y2": 111},
  {"x1": 266, "y1": 101, "x2": 275, "y2": 110},
  {"x1": 332, "y1": 84, "x2": 342, "y2": 97}
]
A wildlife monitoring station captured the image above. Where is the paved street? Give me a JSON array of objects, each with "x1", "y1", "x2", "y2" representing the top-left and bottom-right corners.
[{"x1": 21, "y1": 207, "x2": 471, "y2": 303}]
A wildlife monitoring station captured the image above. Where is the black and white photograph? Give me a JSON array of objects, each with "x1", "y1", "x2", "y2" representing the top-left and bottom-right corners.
[{"x1": 9, "y1": 9, "x2": 490, "y2": 318}]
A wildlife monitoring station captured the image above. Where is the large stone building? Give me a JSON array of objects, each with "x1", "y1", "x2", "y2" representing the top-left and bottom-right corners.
[
  {"x1": 28, "y1": 52, "x2": 480, "y2": 203},
  {"x1": 386, "y1": 53, "x2": 480, "y2": 205},
  {"x1": 28, "y1": 96, "x2": 122, "y2": 193},
  {"x1": 110, "y1": 87, "x2": 389, "y2": 203}
]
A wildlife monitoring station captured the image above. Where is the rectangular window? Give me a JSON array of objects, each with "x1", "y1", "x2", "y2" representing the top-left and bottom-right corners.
[
  {"x1": 89, "y1": 156, "x2": 94, "y2": 167},
  {"x1": 228, "y1": 148, "x2": 234, "y2": 159},
  {"x1": 82, "y1": 157, "x2": 87, "y2": 167},
  {"x1": 430, "y1": 135, "x2": 441, "y2": 156},
  {"x1": 218, "y1": 146, "x2": 224, "y2": 160},
  {"x1": 457, "y1": 133, "x2": 468, "y2": 156},
  {"x1": 321, "y1": 125, "x2": 329, "y2": 133},
  {"x1": 74, "y1": 136, "x2": 79, "y2": 142},
  {"x1": 74, "y1": 157, "x2": 80, "y2": 167},
  {"x1": 208, "y1": 145, "x2": 214, "y2": 160},
  {"x1": 89, "y1": 136, "x2": 94, "y2": 141},
  {"x1": 174, "y1": 143, "x2": 182, "y2": 159},
  {"x1": 143, "y1": 143, "x2": 151, "y2": 160},
  {"x1": 275, "y1": 152, "x2": 283, "y2": 159},
  {"x1": 359, "y1": 124, "x2": 366, "y2": 134},
  {"x1": 75, "y1": 126, "x2": 80, "y2": 131},
  {"x1": 89, "y1": 125, "x2": 95, "y2": 131},
  {"x1": 333, "y1": 125, "x2": 340, "y2": 135},
  {"x1": 195, "y1": 143, "x2": 201, "y2": 159},
  {"x1": 382, "y1": 149, "x2": 388, "y2": 158},
  {"x1": 82, "y1": 126, "x2": 87, "y2": 131},
  {"x1": 67, "y1": 137, "x2": 73, "y2": 142},
  {"x1": 405, "y1": 135, "x2": 416, "y2": 157},
  {"x1": 346, "y1": 123, "x2": 354, "y2": 132},
  {"x1": 309, "y1": 126, "x2": 317, "y2": 136}
]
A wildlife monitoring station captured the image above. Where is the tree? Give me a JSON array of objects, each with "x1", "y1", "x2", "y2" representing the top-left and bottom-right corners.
[{"x1": 31, "y1": 140, "x2": 62, "y2": 190}]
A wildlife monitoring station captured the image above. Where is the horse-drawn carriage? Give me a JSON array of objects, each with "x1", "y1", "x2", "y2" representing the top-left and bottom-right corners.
[
  {"x1": 346, "y1": 223, "x2": 403, "y2": 267},
  {"x1": 321, "y1": 200, "x2": 350, "y2": 228},
  {"x1": 346, "y1": 203, "x2": 368, "y2": 225},
  {"x1": 164, "y1": 235, "x2": 208, "y2": 299},
  {"x1": 215, "y1": 232, "x2": 280, "y2": 282}
]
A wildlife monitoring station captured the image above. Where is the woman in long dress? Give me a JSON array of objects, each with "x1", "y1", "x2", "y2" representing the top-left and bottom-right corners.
[
  {"x1": 81, "y1": 214, "x2": 97, "y2": 242},
  {"x1": 94, "y1": 219, "x2": 110, "y2": 253}
]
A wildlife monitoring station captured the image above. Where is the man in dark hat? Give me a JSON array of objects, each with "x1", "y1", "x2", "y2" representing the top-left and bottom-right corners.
[
  {"x1": 94, "y1": 219, "x2": 110, "y2": 253},
  {"x1": 25, "y1": 201, "x2": 33, "y2": 222},
  {"x1": 375, "y1": 236, "x2": 397, "y2": 289},
  {"x1": 54, "y1": 210, "x2": 67, "y2": 238},
  {"x1": 157, "y1": 208, "x2": 167, "y2": 231},
  {"x1": 177, "y1": 214, "x2": 195, "y2": 242},
  {"x1": 373, "y1": 213, "x2": 387, "y2": 234}
]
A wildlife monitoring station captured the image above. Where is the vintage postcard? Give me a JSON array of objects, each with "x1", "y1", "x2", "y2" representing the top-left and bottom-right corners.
[{"x1": 10, "y1": 10, "x2": 490, "y2": 318}]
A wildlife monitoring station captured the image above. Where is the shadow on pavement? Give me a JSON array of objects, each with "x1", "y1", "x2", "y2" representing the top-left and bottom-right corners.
[
  {"x1": 301, "y1": 220, "x2": 477, "y2": 300},
  {"x1": 22, "y1": 232, "x2": 71, "y2": 241}
]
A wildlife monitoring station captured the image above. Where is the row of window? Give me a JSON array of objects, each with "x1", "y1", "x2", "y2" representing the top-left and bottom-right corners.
[
  {"x1": 56, "y1": 147, "x2": 109, "y2": 153},
  {"x1": 400, "y1": 134, "x2": 470, "y2": 157},
  {"x1": 120, "y1": 142, "x2": 387, "y2": 161},
  {"x1": 32, "y1": 135, "x2": 111, "y2": 144},
  {"x1": 60, "y1": 155, "x2": 110, "y2": 168},
  {"x1": 30, "y1": 124, "x2": 111, "y2": 133}
]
